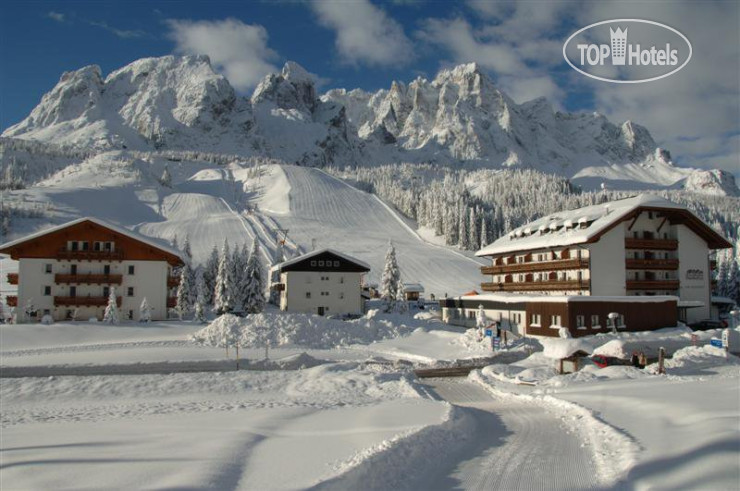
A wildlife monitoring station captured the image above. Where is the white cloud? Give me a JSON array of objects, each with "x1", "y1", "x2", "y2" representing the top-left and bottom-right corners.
[
  {"x1": 310, "y1": 0, "x2": 414, "y2": 67},
  {"x1": 47, "y1": 11, "x2": 65, "y2": 23},
  {"x1": 89, "y1": 21, "x2": 145, "y2": 39},
  {"x1": 166, "y1": 18, "x2": 279, "y2": 92}
]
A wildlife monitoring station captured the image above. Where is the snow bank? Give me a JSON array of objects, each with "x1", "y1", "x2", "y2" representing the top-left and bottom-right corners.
[
  {"x1": 192, "y1": 312, "x2": 429, "y2": 350},
  {"x1": 646, "y1": 345, "x2": 740, "y2": 375}
]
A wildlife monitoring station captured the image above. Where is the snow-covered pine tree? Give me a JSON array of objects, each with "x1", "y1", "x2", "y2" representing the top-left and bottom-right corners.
[
  {"x1": 203, "y1": 245, "x2": 219, "y2": 305},
  {"x1": 160, "y1": 165, "x2": 172, "y2": 187},
  {"x1": 182, "y1": 236, "x2": 193, "y2": 262},
  {"x1": 194, "y1": 269, "x2": 207, "y2": 323},
  {"x1": 395, "y1": 279, "x2": 407, "y2": 314},
  {"x1": 139, "y1": 297, "x2": 152, "y2": 323},
  {"x1": 171, "y1": 234, "x2": 179, "y2": 252},
  {"x1": 459, "y1": 204, "x2": 470, "y2": 249},
  {"x1": 727, "y1": 257, "x2": 740, "y2": 304},
  {"x1": 468, "y1": 207, "x2": 479, "y2": 251},
  {"x1": 381, "y1": 242, "x2": 400, "y2": 311},
  {"x1": 103, "y1": 287, "x2": 119, "y2": 324},
  {"x1": 476, "y1": 304, "x2": 488, "y2": 329},
  {"x1": 214, "y1": 240, "x2": 234, "y2": 314},
  {"x1": 243, "y1": 241, "x2": 266, "y2": 314},
  {"x1": 175, "y1": 263, "x2": 194, "y2": 320}
]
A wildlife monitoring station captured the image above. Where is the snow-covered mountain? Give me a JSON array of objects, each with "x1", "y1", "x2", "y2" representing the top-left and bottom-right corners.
[
  {"x1": 683, "y1": 169, "x2": 739, "y2": 197},
  {"x1": 2, "y1": 55, "x2": 730, "y2": 191}
]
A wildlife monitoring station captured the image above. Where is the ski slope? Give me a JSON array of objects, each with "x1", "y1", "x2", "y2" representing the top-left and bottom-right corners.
[{"x1": 258, "y1": 165, "x2": 484, "y2": 296}]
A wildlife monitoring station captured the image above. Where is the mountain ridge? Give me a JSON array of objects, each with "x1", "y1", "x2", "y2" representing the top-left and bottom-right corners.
[{"x1": 2, "y1": 55, "x2": 736, "y2": 194}]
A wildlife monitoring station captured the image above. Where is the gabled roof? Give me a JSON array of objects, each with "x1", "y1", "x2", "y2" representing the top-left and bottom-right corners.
[
  {"x1": 403, "y1": 282, "x2": 425, "y2": 293},
  {"x1": 0, "y1": 216, "x2": 185, "y2": 263},
  {"x1": 270, "y1": 248, "x2": 371, "y2": 273},
  {"x1": 476, "y1": 194, "x2": 732, "y2": 257}
]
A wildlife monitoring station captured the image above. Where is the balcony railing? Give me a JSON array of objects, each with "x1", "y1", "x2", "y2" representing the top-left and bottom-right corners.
[
  {"x1": 7, "y1": 273, "x2": 18, "y2": 285},
  {"x1": 54, "y1": 296, "x2": 122, "y2": 307},
  {"x1": 56, "y1": 248, "x2": 124, "y2": 261},
  {"x1": 167, "y1": 276, "x2": 181, "y2": 288},
  {"x1": 625, "y1": 259, "x2": 679, "y2": 270},
  {"x1": 624, "y1": 238, "x2": 678, "y2": 250},
  {"x1": 6, "y1": 295, "x2": 17, "y2": 307},
  {"x1": 481, "y1": 258, "x2": 589, "y2": 275},
  {"x1": 625, "y1": 280, "x2": 680, "y2": 291},
  {"x1": 481, "y1": 279, "x2": 589, "y2": 292},
  {"x1": 55, "y1": 274, "x2": 123, "y2": 284}
]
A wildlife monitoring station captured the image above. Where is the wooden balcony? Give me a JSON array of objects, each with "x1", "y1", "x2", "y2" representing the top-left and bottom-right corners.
[
  {"x1": 625, "y1": 259, "x2": 679, "y2": 270},
  {"x1": 55, "y1": 274, "x2": 123, "y2": 285},
  {"x1": 6, "y1": 295, "x2": 17, "y2": 307},
  {"x1": 168, "y1": 276, "x2": 181, "y2": 288},
  {"x1": 624, "y1": 238, "x2": 678, "y2": 250},
  {"x1": 625, "y1": 280, "x2": 680, "y2": 291},
  {"x1": 56, "y1": 248, "x2": 124, "y2": 261},
  {"x1": 7, "y1": 273, "x2": 18, "y2": 285},
  {"x1": 481, "y1": 258, "x2": 588, "y2": 275},
  {"x1": 167, "y1": 297, "x2": 177, "y2": 308},
  {"x1": 54, "y1": 296, "x2": 122, "y2": 307},
  {"x1": 481, "y1": 279, "x2": 589, "y2": 292}
]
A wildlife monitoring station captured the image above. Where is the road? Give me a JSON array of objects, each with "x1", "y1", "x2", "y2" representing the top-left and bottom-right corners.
[{"x1": 420, "y1": 378, "x2": 601, "y2": 490}]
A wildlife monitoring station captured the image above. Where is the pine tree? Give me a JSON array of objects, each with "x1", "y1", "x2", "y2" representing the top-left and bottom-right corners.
[
  {"x1": 459, "y1": 204, "x2": 470, "y2": 249},
  {"x1": 203, "y1": 245, "x2": 219, "y2": 305},
  {"x1": 194, "y1": 269, "x2": 207, "y2": 323},
  {"x1": 476, "y1": 304, "x2": 488, "y2": 329},
  {"x1": 243, "y1": 241, "x2": 266, "y2": 314},
  {"x1": 160, "y1": 165, "x2": 172, "y2": 187},
  {"x1": 171, "y1": 234, "x2": 179, "y2": 252},
  {"x1": 381, "y1": 242, "x2": 401, "y2": 311},
  {"x1": 139, "y1": 297, "x2": 152, "y2": 323},
  {"x1": 480, "y1": 216, "x2": 489, "y2": 248},
  {"x1": 468, "y1": 207, "x2": 478, "y2": 251},
  {"x1": 727, "y1": 257, "x2": 740, "y2": 304},
  {"x1": 395, "y1": 278, "x2": 407, "y2": 314},
  {"x1": 103, "y1": 287, "x2": 119, "y2": 324},
  {"x1": 214, "y1": 240, "x2": 234, "y2": 314},
  {"x1": 175, "y1": 263, "x2": 194, "y2": 320},
  {"x1": 182, "y1": 236, "x2": 193, "y2": 262}
]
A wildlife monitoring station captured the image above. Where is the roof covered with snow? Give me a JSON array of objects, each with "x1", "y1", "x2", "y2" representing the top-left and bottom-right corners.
[
  {"x1": 271, "y1": 248, "x2": 371, "y2": 273},
  {"x1": 476, "y1": 194, "x2": 730, "y2": 257},
  {"x1": 403, "y1": 282, "x2": 425, "y2": 293},
  {"x1": 0, "y1": 216, "x2": 185, "y2": 262}
]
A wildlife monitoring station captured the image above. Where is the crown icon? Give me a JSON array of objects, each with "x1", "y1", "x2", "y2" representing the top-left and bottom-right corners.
[{"x1": 610, "y1": 27, "x2": 628, "y2": 65}]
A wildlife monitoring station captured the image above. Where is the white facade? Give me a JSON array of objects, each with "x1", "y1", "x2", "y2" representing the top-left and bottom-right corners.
[
  {"x1": 589, "y1": 224, "x2": 627, "y2": 296},
  {"x1": 280, "y1": 270, "x2": 365, "y2": 316},
  {"x1": 677, "y1": 227, "x2": 712, "y2": 322}
]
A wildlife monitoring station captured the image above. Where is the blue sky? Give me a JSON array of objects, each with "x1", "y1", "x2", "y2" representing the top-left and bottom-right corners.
[{"x1": 0, "y1": 1, "x2": 737, "y2": 173}]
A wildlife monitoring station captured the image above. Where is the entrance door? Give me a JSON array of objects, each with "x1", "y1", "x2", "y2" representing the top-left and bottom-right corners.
[{"x1": 318, "y1": 306, "x2": 325, "y2": 316}]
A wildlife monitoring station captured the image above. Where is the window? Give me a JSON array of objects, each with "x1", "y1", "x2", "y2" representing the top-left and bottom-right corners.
[
  {"x1": 70, "y1": 241, "x2": 79, "y2": 251},
  {"x1": 318, "y1": 261, "x2": 325, "y2": 267},
  {"x1": 105, "y1": 242, "x2": 113, "y2": 251},
  {"x1": 43, "y1": 286, "x2": 51, "y2": 296},
  {"x1": 576, "y1": 315, "x2": 586, "y2": 329},
  {"x1": 618, "y1": 315, "x2": 626, "y2": 329},
  {"x1": 128, "y1": 310, "x2": 134, "y2": 320},
  {"x1": 44, "y1": 264, "x2": 52, "y2": 274},
  {"x1": 648, "y1": 211, "x2": 653, "y2": 219},
  {"x1": 104, "y1": 265, "x2": 111, "y2": 275},
  {"x1": 633, "y1": 231, "x2": 639, "y2": 238},
  {"x1": 550, "y1": 315, "x2": 562, "y2": 327},
  {"x1": 127, "y1": 287, "x2": 134, "y2": 297},
  {"x1": 333, "y1": 261, "x2": 340, "y2": 267},
  {"x1": 530, "y1": 314, "x2": 541, "y2": 326},
  {"x1": 43, "y1": 309, "x2": 50, "y2": 316},
  {"x1": 591, "y1": 314, "x2": 600, "y2": 329},
  {"x1": 103, "y1": 286, "x2": 110, "y2": 297},
  {"x1": 94, "y1": 241, "x2": 102, "y2": 252},
  {"x1": 128, "y1": 265, "x2": 135, "y2": 275},
  {"x1": 306, "y1": 292, "x2": 311, "y2": 299},
  {"x1": 468, "y1": 311, "x2": 476, "y2": 320},
  {"x1": 81, "y1": 242, "x2": 89, "y2": 251},
  {"x1": 310, "y1": 261, "x2": 317, "y2": 267}
]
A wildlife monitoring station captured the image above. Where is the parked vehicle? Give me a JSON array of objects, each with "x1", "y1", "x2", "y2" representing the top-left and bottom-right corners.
[
  {"x1": 590, "y1": 355, "x2": 632, "y2": 368},
  {"x1": 689, "y1": 319, "x2": 727, "y2": 330}
]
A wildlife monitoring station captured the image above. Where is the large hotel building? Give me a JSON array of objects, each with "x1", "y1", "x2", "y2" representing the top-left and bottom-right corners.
[{"x1": 441, "y1": 195, "x2": 732, "y2": 337}]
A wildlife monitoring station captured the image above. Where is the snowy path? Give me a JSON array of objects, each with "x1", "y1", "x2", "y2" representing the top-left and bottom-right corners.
[
  {"x1": 420, "y1": 378, "x2": 600, "y2": 490},
  {"x1": 265, "y1": 165, "x2": 483, "y2": 296}
]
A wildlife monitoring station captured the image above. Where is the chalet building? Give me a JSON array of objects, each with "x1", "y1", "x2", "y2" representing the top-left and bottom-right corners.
[
  {"x1": 442, "y1": 195, "x2": 731, "y2": 337},
  {"x1": 270, "y1": 249, "x2": 370, "y2": 316},
  {"x1": 403, "y1": 283, "x2": 425, "y2": 302},
  {"x1": 0, "y1": 217, "x2": 184, "y2": 322}
]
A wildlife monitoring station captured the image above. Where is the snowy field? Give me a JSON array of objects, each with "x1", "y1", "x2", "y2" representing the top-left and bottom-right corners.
[{"x1": 2, "y1": 315, "x2": 739, "y2": 489}]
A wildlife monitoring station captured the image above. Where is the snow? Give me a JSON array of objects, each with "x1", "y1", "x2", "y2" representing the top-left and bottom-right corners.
[{"x1": 476, "y1": 194, "x2": 688, "y2": 256}]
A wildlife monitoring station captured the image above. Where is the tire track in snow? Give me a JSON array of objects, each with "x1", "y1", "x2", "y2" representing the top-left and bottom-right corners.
[{"x1": 421, "y1": 378, "x2": 600, "y2": 490}]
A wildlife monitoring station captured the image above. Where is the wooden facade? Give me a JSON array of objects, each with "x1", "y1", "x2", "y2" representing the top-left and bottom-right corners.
[{"x1": 0, "y1": 220, "x2": 182, "y2": 266}]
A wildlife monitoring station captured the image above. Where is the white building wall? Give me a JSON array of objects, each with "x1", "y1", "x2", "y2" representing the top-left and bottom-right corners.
[
  {"x1": 15, "y1": 258, "x2": 170, "y2": 322},
  {"x1": 589, "y1": 225, "x2": 627, "y2": 296},
  {"x1": 281, "y1": 271, "x2": 364, "y2": 315},
  {"x1": 677, "y1": 226, "x2": 711, "y2": 322}
]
